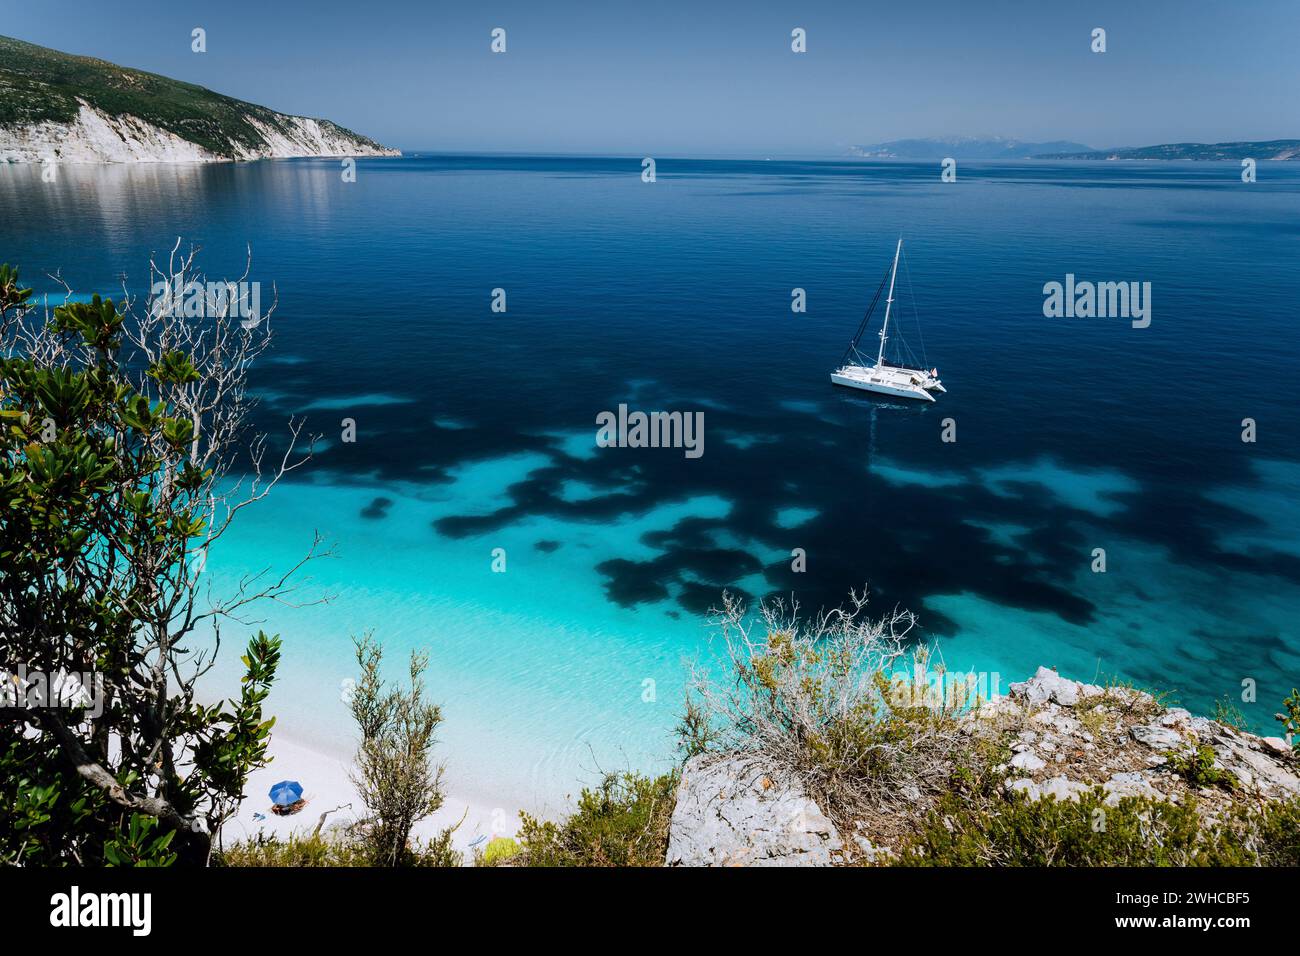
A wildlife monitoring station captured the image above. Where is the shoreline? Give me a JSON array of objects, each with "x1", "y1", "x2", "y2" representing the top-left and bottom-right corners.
[{"x1": 226, "y1": 730, "x2": 522, "y2": 859}]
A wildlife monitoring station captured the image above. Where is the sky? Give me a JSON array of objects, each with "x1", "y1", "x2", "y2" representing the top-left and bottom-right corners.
[{"x1": 6, "y1": 0, "x2": 1299, "y2": 156}]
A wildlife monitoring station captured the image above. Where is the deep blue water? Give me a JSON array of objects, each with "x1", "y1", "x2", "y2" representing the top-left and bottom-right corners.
[{"x1": 4, "y1": 155, "x2": 1299, "y2": 810}]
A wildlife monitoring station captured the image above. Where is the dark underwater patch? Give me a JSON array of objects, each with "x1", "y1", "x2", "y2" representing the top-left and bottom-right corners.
[{"x1": 360, "y1": 496, "x2": 393, "y2": 519}]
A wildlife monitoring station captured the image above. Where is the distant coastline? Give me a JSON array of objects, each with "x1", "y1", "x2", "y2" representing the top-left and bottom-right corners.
[
  {"x1": 1034, "y1": 139, "x2": 1300, "y2": 161},
  {"x1": 849, "y1": 135, "x2": 1300, "y2": 162},
  {"x1": 0, "y1": 34, "x2": 399, "y2": 164}
]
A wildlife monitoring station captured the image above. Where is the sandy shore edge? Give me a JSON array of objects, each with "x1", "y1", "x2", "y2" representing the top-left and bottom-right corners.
[{"x1": 224, "y1": 731, "x2": 521, "y2": 860}]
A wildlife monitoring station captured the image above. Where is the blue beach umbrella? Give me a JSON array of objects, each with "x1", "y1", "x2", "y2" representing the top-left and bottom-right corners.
[{"x1": 269, "y1": 780, "x2": 304, "y2": 806}]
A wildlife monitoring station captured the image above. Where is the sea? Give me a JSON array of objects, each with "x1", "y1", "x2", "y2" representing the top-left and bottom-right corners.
[{"x1": 3, "y1": 154, "x2": 1298, "y2": 815}]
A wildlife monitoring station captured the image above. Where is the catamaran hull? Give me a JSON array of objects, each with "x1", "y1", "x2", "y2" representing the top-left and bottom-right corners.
[{"x1": 830, "y1": 371, "x2": 936, "y2": 401}]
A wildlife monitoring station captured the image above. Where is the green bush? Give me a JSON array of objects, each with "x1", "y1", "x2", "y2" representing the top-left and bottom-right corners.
[
  {"x1": 480, "y1": 837, "x2": 521, "y2": 866},
  {"x1": 899, "y1": 790, "x2": 1210, "y2": 866},
  {"x1": 218, "y1": 828, "x2": 461, "y2": 868},
  {"x1": 1278, "y1": 689, "x2": 1300, "y2": 753},
  {"x1": 217, "y1": 832, "x2": 369, "y2": 867},
  {"x1": 103, "y1": 814, "x2": 178, "y2": 867},
  {"x1": 897, "y1": 789, "x2": 1300, "y2": 867},
  {"x1": 1223, "y1": 798, "x2": 1300, "y2": 866},
  {"x1": 1164, "y1": 744, "x2": 1236, "y2": 790},
  {"x1": 516, "y1": 772, "x2": 678, "y2": 867}
]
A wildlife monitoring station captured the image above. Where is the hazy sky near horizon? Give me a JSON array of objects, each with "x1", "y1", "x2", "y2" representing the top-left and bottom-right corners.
[{"x1": 9, "y1": 0, "x2": 1299, "y2": 155}]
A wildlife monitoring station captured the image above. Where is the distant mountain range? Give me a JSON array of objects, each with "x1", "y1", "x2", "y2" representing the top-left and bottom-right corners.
[
  {"x1": 848, "y1": 136, "x2": 1300, "y2": 162},
  {"x1": 1034, "y1": 140, "x2": 1300, "y2": 161},
  {"x1": 0, "y1": 34, "x2": 398, "y2": 163},
  {"x1": 848, "y1": 137, "x2": 1095, "y2": 160}
]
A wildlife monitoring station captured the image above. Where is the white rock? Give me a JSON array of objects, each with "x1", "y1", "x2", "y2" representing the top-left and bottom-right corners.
[
  {"x1": 1037, "y1": 777, "x2": 1091, "y2": 802},
  {"x1": 665, "y1": 754, "x2": 841, "y2": 867},
  {"x1": 1009, "y1": 667, "x2": 1083, "y2": 707},
  {"x1": 1103, "y1": 771, "x2": 1162, "y2": 805},
  {"x1": 1131, "y1": 724, "x2": 1185, "y2": 750},
  {"x1": 852, "y1": 833, "x2": 895, "y2": 864},
  {"x1": 1051, "y1": 715, "x2": 1083, "y2": 735},
  {"x1": 1007, "y1": 775, "x2": 1088, "y2": 803},
  {"x1": 1006, "y1": 778, "x2": 1039, "y2": 799},
  {"x1": 1010, "y1": 750, "x2": 1046, "y2": 772},
  {"x1": 1261, "y1": 737, "x2": 1294, "y2": 758},
  {"x1": 975, "y1": 696, "x2": 1019, "y2": 720},
  {"x1": 1210, "y1": 737, "x2": 1300, "y2": 800}
]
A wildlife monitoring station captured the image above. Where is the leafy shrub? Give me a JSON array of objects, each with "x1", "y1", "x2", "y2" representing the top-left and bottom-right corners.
[
  {"x1": 218, "y1": 831, "x2": 369, "y2": 867},
  {"x1": 218, "y1": 827, "x2": 461, "y2": 867},
  {"x1": 1277, "y1": 689, "x2": 1300, "y2": 753},
  {"x1": 1165, "y1": 744, "x2": 1236, "y2": 790},
  {"x1": 674, "y1": 696, "x2": 720, "y2": 760},
  {"x1": 1220, "y1": 798, "x2": 1300, "y2": 866},
  {"x1": 479, "y1": 837, "x2": 521, "y2": 866},
  {"x1": 516, "y1": 772, "x2": 677, "y2": 867},
  {"x1": 898, "y1": 790, "x2": 1300, "y2": 867},
  {"x1": 103, "y1": 814, "x2": 178, "y2": 867},
  {"x1": 901, "y1": 790, "x2": 1214, "y2": 866}
]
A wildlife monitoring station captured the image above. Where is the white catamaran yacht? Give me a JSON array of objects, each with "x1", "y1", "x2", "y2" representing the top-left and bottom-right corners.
[{"x1": 830, "y1": 238, "x2": 945, "y2": 402}]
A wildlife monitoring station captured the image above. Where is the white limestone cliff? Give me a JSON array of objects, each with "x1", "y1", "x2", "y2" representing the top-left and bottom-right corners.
[{"x1": 0, "y1": 99, "x2": 400, "y2": 164}]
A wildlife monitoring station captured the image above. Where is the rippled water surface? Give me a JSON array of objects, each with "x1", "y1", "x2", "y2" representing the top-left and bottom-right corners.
[{"x1": 4, "y1": 155, "x2": 1298, "y2": 809}]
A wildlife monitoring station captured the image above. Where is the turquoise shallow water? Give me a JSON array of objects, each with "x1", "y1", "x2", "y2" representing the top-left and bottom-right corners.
[{"x1": 3, "y1": 155, "x2": 1299, "y2": 811}]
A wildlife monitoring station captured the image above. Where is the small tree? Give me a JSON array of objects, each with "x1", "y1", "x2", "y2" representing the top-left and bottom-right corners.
[
  {"x1": 683, "y1": 589, "x2": 975, "y2": 825},
  {"x1": 0, "y1": 245, "x2": 320, "y2": 865},
  {"x1": 348, "y1": 633, "x2": 447, "y2": 866}
]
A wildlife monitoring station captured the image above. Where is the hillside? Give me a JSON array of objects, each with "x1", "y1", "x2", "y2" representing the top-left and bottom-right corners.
[
  {"x1": 0, "y1": 34, "x2": 399, "y2": 162},
  {"x1": 849, "y1": 136, "x2": 1094, "y2": 160},
  {"x1": 1036, "y1": 139, "x2": 1300, "y2": 161}
]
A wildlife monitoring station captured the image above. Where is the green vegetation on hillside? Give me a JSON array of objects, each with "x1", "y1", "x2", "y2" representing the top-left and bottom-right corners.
[
  {"x1": 513, "y1": 772, "x2": 679, "y2": 867},
  {"x1": 0, "y1": 34, "x2": 388, "y2": 157},
  {"x1": 1036, "y1": 139, "x2": 1300, "y2": 161},
  {"x1": 899, "y1": 789, "x2": 1300, "y2": 867}
]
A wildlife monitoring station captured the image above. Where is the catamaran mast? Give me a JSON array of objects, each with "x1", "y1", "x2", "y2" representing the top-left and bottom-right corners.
[{"x1": 876, "y1": 238, "x2": 902, "y2": 367}]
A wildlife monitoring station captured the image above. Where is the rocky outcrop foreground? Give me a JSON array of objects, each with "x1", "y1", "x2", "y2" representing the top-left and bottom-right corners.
[
  {"x1": 666, "y1": 667, "x2": 1299, "y2": 866},
  {"x1": 666, "y1": 754, "x2": 841, "y2": 866},
  {"x1": 993, "y1": 667, "x2": 1298, "y2": 805}
]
